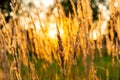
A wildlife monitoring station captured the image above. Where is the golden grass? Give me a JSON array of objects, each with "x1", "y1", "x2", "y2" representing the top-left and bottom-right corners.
[{"x1": 0, "y1": 0, "x2": 120, "y2": 80}]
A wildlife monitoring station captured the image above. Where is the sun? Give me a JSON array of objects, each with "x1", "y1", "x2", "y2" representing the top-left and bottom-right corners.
[
  {"x1": 48, "y1": 29, "x2": 57, "y2": 38},
  {"x1": 47, "y1": 24, "x2": 64, "y2": 46},
  {"x1": 48, "y1": 28, "x2": 64, "y2": 39},
  {"x1": 41, "y1": 0, "x2": 54, "y2": 7},
  {"x1": 48, "y1": 23, "x2": 64, "y2": 39}
]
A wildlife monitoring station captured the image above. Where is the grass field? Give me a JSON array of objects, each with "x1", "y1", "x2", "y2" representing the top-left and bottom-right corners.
[{"x1": 0, "y1": 0, "x2": 120, "y2": 80}]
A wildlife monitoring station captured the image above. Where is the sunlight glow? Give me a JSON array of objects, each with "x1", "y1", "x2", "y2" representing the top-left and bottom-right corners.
[
  {"x1": 35, "y1": 20, "x2": 40, "y2": 30},
  {"x1": 90, "y1": 30, "x2": 100, "y2": 40},
  {"x1": 41, "y1": 0, "x2": 54, "y2": 7},
  {"x1": 49, "y1": 29, "x2": 57, "y2": 38},
  {"x1": 114, "y1": 1, "x2": 118, "y2": 8},
  {"x1": 48, "y1": 23, "x2": 64, "y2": 38},
  {"x1": 48, "y1": 28, "x2": 64, "y2": 39},
  {"x1": 101, "y1": 21, "x2": 107, "y2": 35}
]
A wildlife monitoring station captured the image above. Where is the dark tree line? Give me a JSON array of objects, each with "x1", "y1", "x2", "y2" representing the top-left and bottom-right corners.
[
  {"x1": 0, "y1": 0, "x2": 105, "y2": 21},
  {"x1": 60, "y1": 0, "x2": 105, "y2": 20}
]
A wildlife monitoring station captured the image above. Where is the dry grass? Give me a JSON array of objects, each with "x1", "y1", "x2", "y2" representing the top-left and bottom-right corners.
[{"x1": 0, "y1": 0, "x2": 120, "y2": 80}]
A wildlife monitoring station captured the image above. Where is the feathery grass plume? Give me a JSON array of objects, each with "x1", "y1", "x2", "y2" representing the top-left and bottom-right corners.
[
  {"x1": 55, "y1": 0, "x2": 66, "y2": 78},
  {"x1": 0, "y1": 12, "x2": 7, "y2": 28},
  {"x1": 10, "y1": 0, "x2": 22, "y2": 79},
  {"x1": 115, "y1": 1, "x2": 120, "y2": 42},
  {"x1": 70, "y1": 0, "x2": 77, "y2": 18},
  {"x1": 88, "y1": 63, "x2": 99, "y2": 80},
  {"x1": 0, "y1": 32, "x2": 10, "y2": 80},
  {"x1": 93, "y1": 13, "x2": 103, "y2": 58},
  {"x1": 69, "y1": 0, "x2": 81, "y2": 61},
  {"x1": 106, "y1": 35, "x2": 112, "y2": 56},
  {"x1": 109, "y1": 0, "x2": 120, "y2": 64},
  {"x1": 29, "y1": 16, "x2": 39, "y2": 57},
  {"x1": 12, "y1": 19, "x2": 22, "y2": 80},
  {"x1": 66, "y1": 13, "x2": 74, "y2": 71},
  {"x1": 0, "y1": 12, "x2": 11, "y2": 51},
  {"x1": 0, "y1": 11, "x2": 12, "y2": 80},
  {"x1": 73, "y1": 22, "x2": 80, "y2": 60},
  {"x1": 81, "y1": 0, "x2": 94, "y2": 79},
  {"x1": 56, "y1": 23, "x2": 65, "y2": 76},
  {"x1": 55, "y1": 0, "x2": 65, "y2": 18},
  {"x1": 10, "y1": 0, "x2": 21, "y2": 14},
  {"x1": 77, "y1": 0, "x2": 83, "y2": 20}
]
